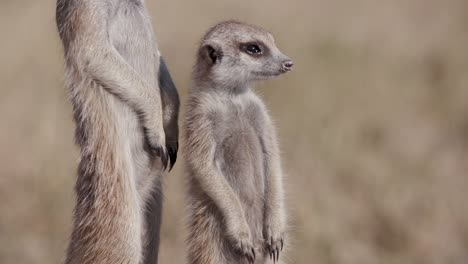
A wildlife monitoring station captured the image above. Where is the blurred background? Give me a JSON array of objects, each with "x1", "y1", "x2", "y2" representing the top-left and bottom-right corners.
[{"x1": 1, "y1": 0, "x2": 468, "y2": 263}]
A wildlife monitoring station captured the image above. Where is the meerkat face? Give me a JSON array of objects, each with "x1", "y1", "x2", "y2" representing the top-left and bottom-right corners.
[
  {"x1": 196, "y1": 21, "x2": 293, "y2": 88},
  {"x1": 236, "y1": 35, "x2": 293, "y2": 81}
]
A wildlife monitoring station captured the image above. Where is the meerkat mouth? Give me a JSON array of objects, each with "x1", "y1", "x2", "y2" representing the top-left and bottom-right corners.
[{"x1": 253, "y1": 71, "x2": 282, "y2": 77}]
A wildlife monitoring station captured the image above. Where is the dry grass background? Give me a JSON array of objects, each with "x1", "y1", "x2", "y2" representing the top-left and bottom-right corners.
[{"x1": 1, "y1": 0, "x2": 468, "y2": 263}]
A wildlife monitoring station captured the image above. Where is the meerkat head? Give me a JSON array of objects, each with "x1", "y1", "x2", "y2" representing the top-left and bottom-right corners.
[{"x1": 194, "y1": 21, "x2": 293, "y2": 89}]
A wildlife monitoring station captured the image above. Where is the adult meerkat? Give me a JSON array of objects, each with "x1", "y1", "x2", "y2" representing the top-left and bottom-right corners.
[
  {"x1": 55, "y1": 0, "x2": 179, "y2": 263},
  {"x1": 184, "y1": 21, "x2": 293, "y2": 264}
]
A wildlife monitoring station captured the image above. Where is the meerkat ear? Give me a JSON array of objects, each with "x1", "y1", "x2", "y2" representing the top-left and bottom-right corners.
[{"x1": 203, "y1": 44, "x2": 223, "y2": 65}]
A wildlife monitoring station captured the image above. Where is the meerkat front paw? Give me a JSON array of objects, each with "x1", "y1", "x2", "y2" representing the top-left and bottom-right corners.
[
  {"x1": 143, "y1": 119, "x2": 169, "y2": 170},
  {"x1": 233, "y1": 231, "x2": 256, "y2": 264},
  {"x1": 263, "y1": 220, "x2": 285, "y2": 262},
  {"x1": 228, "y1": 222, "x2": 256, "y2": 264}
]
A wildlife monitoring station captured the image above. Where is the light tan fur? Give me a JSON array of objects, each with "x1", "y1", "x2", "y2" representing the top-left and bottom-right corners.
[
  {"x1": 184, "y1": 21, "x2": 292, "y2": 264},
  {"x1": 55, "y1": 0, "x2": 179, "y2": 263}
]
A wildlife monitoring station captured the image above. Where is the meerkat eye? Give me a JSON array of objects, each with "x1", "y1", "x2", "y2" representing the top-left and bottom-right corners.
[
  {"x1": 242, "y1": 43, "x2": 263, "y2": 56},
  {"x1": 247, "y1": 44, "x2": 261, "y2": 54}
]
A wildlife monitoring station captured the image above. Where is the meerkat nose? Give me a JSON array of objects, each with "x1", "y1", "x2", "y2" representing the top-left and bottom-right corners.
[{"x1": 282, "y1": 60, "x2": 294, "y2": 72}]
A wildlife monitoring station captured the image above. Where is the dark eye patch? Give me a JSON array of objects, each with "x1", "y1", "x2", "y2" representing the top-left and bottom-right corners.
[{"x1": 240, "y1": 42, "x2": 266, "y2": 57}]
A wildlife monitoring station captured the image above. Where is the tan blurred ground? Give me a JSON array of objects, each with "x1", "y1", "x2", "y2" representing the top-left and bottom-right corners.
[{"x1": 1, "y1": 0, "x2": 468, "y2": 263}]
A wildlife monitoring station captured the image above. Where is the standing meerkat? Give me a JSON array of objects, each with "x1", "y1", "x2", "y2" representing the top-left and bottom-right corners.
[
  {"x1": 55, "y1": 0, "x2": 179, "y2": 263},
  {"x1": 184, "y1": 21, "x2": 293, "y2": 264}
]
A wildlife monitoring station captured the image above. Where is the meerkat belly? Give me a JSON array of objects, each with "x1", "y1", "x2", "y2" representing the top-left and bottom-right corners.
[{"x1": 217, "y1": 123, "x2": 266, "y2": 239}]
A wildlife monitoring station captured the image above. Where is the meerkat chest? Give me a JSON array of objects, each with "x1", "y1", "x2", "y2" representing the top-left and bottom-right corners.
[
  {"x1": 216, "y1": 97, "x2": 265, "y2": 147},
  {"x1": 108, "y1": 1, "x2": 157, "y2": 82},
  {"x1": 214, "y1": 99, "x2": 266, "y2": 195}
]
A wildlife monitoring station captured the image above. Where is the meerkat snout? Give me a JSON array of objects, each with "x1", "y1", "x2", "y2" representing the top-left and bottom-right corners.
[{"x1": 282, "y1": 60, "x2": 294, "y2": 72}]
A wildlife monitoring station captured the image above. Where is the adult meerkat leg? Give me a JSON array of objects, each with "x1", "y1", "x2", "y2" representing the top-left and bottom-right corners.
[
  {"x1": 185, "y1": 113, "x2": 256, "y2": 263},
  {"x1": 143, "y1": 178, "x2": 163, "y2": 264},
  {"x1": 261, "y1": 116, "x2": 286, "y2": 262},
  {"x1": 65, "y1": 89, "x2": 143, "y2": 264}
]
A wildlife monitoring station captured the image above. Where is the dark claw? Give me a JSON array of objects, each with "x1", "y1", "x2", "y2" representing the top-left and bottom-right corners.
[
  {"x1": 280, "y1": 239, "x2": 284, "y2": 251},
  {"x1": 246, "y1": 252, "x2": 254, "y2": 264},
  {"x1": 252, "y1": 248, "x2": 256, "y2": 261},
  {"x1": 167, "y1": 142, "x2": 178, "y2": 171},
  {"x1": 160, "y1": 147, "x2": 168, "y2": 170},
  {"x1": 276, "y1": 248, "x2": 279, "y2": 262},
  {"x1": 267, "y1": 244, "x2": 272, "y2": 259},
  {"x1": 267, "y1": 245, "x2": 273, "y2": 259}
]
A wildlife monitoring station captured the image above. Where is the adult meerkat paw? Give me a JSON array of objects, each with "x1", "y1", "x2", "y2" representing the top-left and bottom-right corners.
[
  {"x1": 229, "y1": 223, "x2": 256, "y2": 264},
  {"x1": 166, "y1": 140, "x2": 178, "y2": 171},
  {"x1": 144, "y1": 123, "x2": 169, "y2": 170},
  {"x1": 263, "y1": 222, "x2": 285, "y2": 263},
  {"x1": 150, "y1": 144, "x2": 168, "y2": 170}
]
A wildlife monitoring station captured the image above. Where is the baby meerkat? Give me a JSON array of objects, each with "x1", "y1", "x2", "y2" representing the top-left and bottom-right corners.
[{"x1": 184, "y1": 21, "x2": 293, "y2": 264}]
